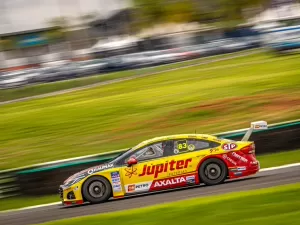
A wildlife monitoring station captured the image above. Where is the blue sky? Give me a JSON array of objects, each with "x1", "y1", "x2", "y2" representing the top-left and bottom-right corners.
[{"x1": 0, "y1": 0, "x2": 131, "y2": 34}]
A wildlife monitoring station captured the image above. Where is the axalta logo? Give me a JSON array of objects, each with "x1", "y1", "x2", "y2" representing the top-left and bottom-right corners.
[
  {"x1": 154, "y1": 177, "x2": 186, "y2": 187},
  {"x1": 231, "y1": 152, "x2": 248, "y2": 163},
  {"x1": 139, "y1": 159, "x2": 192, "y2": 178}
]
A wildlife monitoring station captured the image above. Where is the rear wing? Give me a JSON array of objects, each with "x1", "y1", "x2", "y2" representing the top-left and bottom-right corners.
[{"x1": 241, "y1": 121, "x2": 268, "y2": 141}]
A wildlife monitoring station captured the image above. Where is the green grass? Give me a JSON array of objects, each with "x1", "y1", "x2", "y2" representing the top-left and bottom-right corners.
[
  {"x1": 1, "y1": 50, "x2": 300, "y2": 169},
  {"x1": 0, "y1": 195, "x2": 57, "y2": 212},
  {"x1": 0, "y1": 49, "x2": 261, "y2": 102},
  {"x1": 257, "y1": 149, "x2": 300, "y2": 168},
  {"x1": 40, "y1": 183, "x2": 300, "y2": 225},
  {"x1": 1, "y1": 149, "x2": 299, "y2": 212}
]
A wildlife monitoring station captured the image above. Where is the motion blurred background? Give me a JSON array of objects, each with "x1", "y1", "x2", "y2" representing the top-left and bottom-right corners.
[
  {"x1": 1, "y1": 0, "x2": 300, "y2": 207},
  {"x1": 1, "y1": 0, "x2": 300, "y2": 87}
]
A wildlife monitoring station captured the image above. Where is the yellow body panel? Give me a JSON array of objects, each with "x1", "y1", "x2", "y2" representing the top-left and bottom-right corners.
[{"x1": 61, "y1": 134, "x2": 253, "y2": 203}]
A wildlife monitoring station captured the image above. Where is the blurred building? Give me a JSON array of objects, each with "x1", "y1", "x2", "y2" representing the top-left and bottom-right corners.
[{"x1": 89, "y1": 9, "x2": 133, "y2": 37}]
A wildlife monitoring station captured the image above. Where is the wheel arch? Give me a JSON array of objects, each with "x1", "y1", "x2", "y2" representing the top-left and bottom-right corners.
[
  {"x1": 81, "y1": 175, "x2": 113, "y2": 202},
  {"x1": 196, "y1": 155, "x2": 229, "y2": 177}
]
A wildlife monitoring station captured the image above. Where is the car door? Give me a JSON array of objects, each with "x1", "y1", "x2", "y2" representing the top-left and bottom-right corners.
[
  {"x1": 120, "y1": 141, "x2": 169, "y2": 194},
  {"x1": 168, "y1": 138, "x2": 221, "y2": 183},
  {"x1": 119, "y1": 140, "x2": 197, "y2": 193}
]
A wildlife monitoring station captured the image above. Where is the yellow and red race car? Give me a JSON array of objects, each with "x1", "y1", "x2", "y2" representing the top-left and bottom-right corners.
[{"x1": 59, "y1": 121, "x2": 267, "y2": 206}]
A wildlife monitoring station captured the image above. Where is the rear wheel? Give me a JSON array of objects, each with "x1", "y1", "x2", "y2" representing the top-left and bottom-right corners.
[
  {"x1": 82, "y1": 176, "x2": 112, "y2": 203},
  {"x1": 199, "y1": 158, "x2": 227, "y2": 186}
]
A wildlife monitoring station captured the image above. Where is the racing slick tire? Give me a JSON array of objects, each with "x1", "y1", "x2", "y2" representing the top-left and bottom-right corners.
[
  {"x1": 199, "y1": 158, "x2": 227, "y2": 186},
  {"x1": 82, "y1": 176, "x2": 112, "y2": 204}
]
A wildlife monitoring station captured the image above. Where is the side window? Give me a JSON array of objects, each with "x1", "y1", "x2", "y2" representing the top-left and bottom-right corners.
[
  {"x1": 126, "y1": 142, "x2": 164, "y2": 163},
  {"x1": 173, "y1": 139, "x2": 220, "y2": 154}
]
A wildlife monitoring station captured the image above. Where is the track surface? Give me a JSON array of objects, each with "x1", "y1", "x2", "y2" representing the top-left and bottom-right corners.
[{"x1": 1, "y1": 165, "x2": 300, "y2": 225}]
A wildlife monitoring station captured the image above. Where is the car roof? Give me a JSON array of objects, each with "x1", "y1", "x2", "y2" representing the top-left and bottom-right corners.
[{"x1": 132, "y1": 133, "x2": 220, "y2": 150}]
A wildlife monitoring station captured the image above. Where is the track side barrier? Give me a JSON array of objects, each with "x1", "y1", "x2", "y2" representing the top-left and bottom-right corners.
[{"x1": 1, "y1": 119, "x2": 299, "y2": 197}]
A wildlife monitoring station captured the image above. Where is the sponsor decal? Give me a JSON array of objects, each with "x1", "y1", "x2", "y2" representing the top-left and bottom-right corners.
[
  {"x1": 112, "y1": 178, "x2": 121, "y2": 183},
  {"x1": 231, "y1": 152, "x2": 248, "y2": 163},
  {"x1": 222, "y1": 154, "x2": 237, "y2": 165},
  {"x1": 188, "y1": 144, "x2": 195, "y2": 151},
  {"x1": 237, "y1": 166, "x2": 246, "y2": 171},
  {"x1": 126, "y1": 182, "x2": 151, "y2": 193},
  {"x1": 230, "y1": 167, "x2": 246, "y2": 172},
  {"x1": 174, "y1": 149, "x2": 179, "y2": 154},
  {"x1": 153, "y1": 177, "x2": 186, "y2": 187},
  {"x1": 135, "y1": 183, "x2": 149, "y2": 189},
  {"x1": 234, "y1": 172, "x2": 243, "y2": 176},
  {"x1": 111, "y1": 171, "x2": 122, "y2": 192},
  {"x1": 113, "y1": 184, "x2": 121, "y2": 189},
  {"x1": 125, "y1": 166, "x2": 138, "y2": 178},
  {"x1": 253, "y1": 124, "x2": 267, "y2": 129},
  {"x1": 128, "y1": 184, "x2": 135, "y2": 192},
  {"x1": 186, "y1": 175, "x2": 196, "y2": 184},
  {"x1": 210, "y1": 148, "x2": 218, "y2": 153},
  {"x1": 139, "y1": 159, "x2": 192, "y2": 178},
  {"x1": 168, "y1": 170, "x2": 188, "y2": 177},
  {"x1": 111, "y1": 172, "x2": 120, "y2": 179},
  {"x1": 222, "y1": 143, "x2": 237, "y2": 150},
  {"x1": 88, "y1": 163, "x2": 114, "y2": 175},
  {"x1": 250, "y1": 161, "x2": 258, "y2": 165},
  {"x1": 177, "y1": 140, "x2": 188, "y2": 151}
]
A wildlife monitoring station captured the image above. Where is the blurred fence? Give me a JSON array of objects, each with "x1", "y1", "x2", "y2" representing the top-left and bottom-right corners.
[{"x1": 0, "y1": 119, "x2": 300, "y2": 198}]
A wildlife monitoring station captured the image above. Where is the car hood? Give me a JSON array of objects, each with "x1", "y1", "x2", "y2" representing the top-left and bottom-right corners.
[{"x1": 63, "y1": 162, "x2": 114, "y2": 186}]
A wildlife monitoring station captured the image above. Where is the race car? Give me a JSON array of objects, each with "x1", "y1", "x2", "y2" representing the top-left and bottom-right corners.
[{"x1": 59, "y1": 121, "x2": 267, "y2": 206}]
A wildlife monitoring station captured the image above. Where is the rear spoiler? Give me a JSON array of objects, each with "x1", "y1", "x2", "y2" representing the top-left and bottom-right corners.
[{"x1": 241, "y1": 121, "x2": 268, "y2": 141}]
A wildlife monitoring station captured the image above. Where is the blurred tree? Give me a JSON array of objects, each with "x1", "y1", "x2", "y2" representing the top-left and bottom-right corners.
[
  {"x1": 133, "y1": 0, "x2": 165, "y2": 28},
  {"x1": 133, "y1": 0, "x2": 269, "y2": 30},
  {"x1": 193, "y1": 0, "x2": 269, "y2": 28},
  {"x1": 47, "y1": 16, "x2": 70, "y2": 41},
  {"x1": 44, "y1": 29, "x2": 65, "y2": 43},
  {"x1": 0, "y1": 38, "x2": 15, "y2": 51},
  {"x1": 46, "y1": 16, "x2": 73, "y2": 51},
  {"x1": 163, "y1": 0, "x2": 195, "y2": 23},
  {"x1": 78, "y1": 12, "x2": 98, "y2": 25},
  {"x1": 48, "y1": 16, "x2": 69, "y2": 29}
]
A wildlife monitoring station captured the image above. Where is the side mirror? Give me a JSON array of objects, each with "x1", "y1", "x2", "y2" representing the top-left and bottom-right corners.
[{"x1": 127, "y1": 157, "x2": 138, "y2": 166}]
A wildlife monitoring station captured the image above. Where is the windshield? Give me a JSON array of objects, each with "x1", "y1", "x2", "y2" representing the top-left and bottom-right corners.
[{"x1": 110, "y1": 148, "x2": 134, "y2": 164}]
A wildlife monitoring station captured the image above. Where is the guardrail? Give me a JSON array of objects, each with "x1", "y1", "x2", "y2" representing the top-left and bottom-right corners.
[{"x1": 1, "y1": 119, "x2": 300, "y2": 197}]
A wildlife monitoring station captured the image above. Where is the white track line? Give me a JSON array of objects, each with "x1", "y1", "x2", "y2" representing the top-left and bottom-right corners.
[
  {"x1": 259, "y1": 162, "x2": 300, "y2": 171},
  {"x1": 1, "y1": 161, "x2": 300, "y2": 213}
]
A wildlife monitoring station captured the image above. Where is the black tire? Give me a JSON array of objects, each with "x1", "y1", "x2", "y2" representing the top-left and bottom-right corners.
[
  {"x1": 82, "y1": 176, "x2": 112, "y2": 204},
  {"x1": 199, "y1": 158, "x2": 227, "y2": 186}
]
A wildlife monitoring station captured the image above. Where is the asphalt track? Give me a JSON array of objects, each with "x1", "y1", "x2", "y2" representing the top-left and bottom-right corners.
[{"x1": 1, "y1": 165, "x2": 300, "y2": 225}]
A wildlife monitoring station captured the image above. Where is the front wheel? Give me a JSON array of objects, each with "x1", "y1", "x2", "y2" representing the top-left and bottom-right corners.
[
  {"x1": 199, "y1": 158, "x2": 227, "y2": 186},
  {"x1": 82, "y1": 176, "x2": 112, "y2": 204}
]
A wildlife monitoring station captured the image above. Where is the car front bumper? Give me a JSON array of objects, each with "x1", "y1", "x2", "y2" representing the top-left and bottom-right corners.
[{"x1": 59, "y1": 184, "x2": 85, "y2": 206}]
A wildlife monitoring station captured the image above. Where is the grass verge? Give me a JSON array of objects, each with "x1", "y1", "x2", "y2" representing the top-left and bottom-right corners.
[
  {"x1": 39, "y1": 183, "x2": 300, "y2": 225},
  {"x1": 1, "y1": 149, "x2": 299, "y2": 212},
  {"x1": 257, "y1": 149, "x2": 300, "y2": 168},
  {"x1": 1, "y1": 50, "x2": 300, "y2": 169}
]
